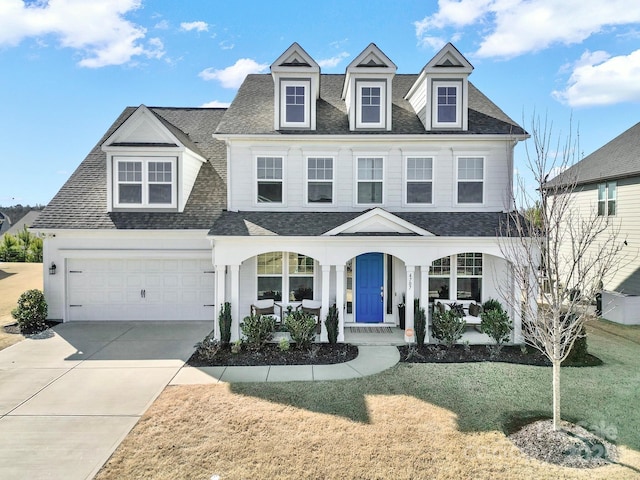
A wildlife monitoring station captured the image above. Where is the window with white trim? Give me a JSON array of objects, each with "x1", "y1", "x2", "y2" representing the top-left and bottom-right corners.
[
  {"x1": 307, "y1": 157, "x2": 333, "y2": 203},
  {"x1": 256, "y1": 252, "x2": 315, "y2": 301},
  {"x1": 406, "y1": 157, "x2": 433, "y2": 204},
  {"x1": 433, "y1": 82, "x2": 462, "y2": 128},
  {"x1": 257, "y1": 156, "x2": 283, "y2": 204},
  {"x1": 429, "y1": 257, "x2": 451, "y2": 302},
  {"x1": 356, "y1": 81, "x2": 385, "y2": 128},
  {"x1": 456, "y1": 253, "x2": 482, "y2": 302},
  {"x1": 357, "y1": 157, "x2": 383, "y2": 204},
  {"x1": 114, "y1": 157, "x2": 177, "y2": 208},
  {"x1": 281, "y1": 80, "x2": 310, "y2": 128},
  {"x1": 457, "y1": 157, "x2": 484, "y2": 204},
  {"x1": 598, "y1": 181, "x2": 616, "y2": 216},
  {"x1": 257, "y1": 252, "x2": 283, "y2": 300},
  {"x1": 288, "y1": 253, "x2": 314, "y2": 300}
]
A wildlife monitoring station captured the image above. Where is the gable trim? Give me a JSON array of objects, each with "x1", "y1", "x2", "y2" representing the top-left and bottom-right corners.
[{"x1": 323, "y1": 208, "x2": 434, "y2": 236}]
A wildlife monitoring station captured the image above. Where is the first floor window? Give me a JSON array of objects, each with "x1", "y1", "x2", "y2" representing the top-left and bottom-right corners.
[
  {"x1": 458, "y1": 157, "x2": 483, "y2": 204},
  {"x1": 456, "y1": 253, "x2": 482, "y2": 302},
  {"x1": 428, "y1": 254, "x2": 482, "y2": 302},
  {"x1": 257, "y1": 156, "x2": 283, "y2": 203},
  {"x1": 115, "y1": 157, "x2": 176, "y2": 208},
  {"x1": 257, "y1": 252, "x2": 315, "y2": 301},
  {"x1": 289, "y1": 253, "x2": 314, "y2": 300},
  {"x1": 357, "y1": 157, "x2": 383, "y2": 204},
  {"x1": 406, "y1": 157, "x2": 433, "y2": 204},
  {"x1": 598, "y1": 181, "x2": 616, "y2": 216},
  {"x1": 429, "y1": 257, "x2": 451, "y2": 302},
  {"x1": 307, "y1": 157, "x2": 333, "y2": 203},
  {"x1": 257, "y1": 252, "x2": 283, "y2": 300}
]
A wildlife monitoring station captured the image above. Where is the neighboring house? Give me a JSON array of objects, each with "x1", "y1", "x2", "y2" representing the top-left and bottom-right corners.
[
  {"x1": 0, "y1": 212, "x2": 9, "y2": 235},
  {"x1": 545, "y1": 122, "x2": 640, "y2": 325},
  {"x1": 1, "y1": 210, "x2": 41, "y2": 238},
  {"x1": 33, "y1": 42, "x2": 530, "y2": 342}
]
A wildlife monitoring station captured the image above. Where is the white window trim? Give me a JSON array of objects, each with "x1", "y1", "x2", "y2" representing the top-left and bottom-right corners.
[
  {"x1": 305, "y1": 156, "x2": 335, "y2": 206},
  {"x1": 354, "y1": 155, "x2": 385, "y2": 206},
  {"x1": 255, "y1": 155, "x2": 286, "y2": 206},
  {"x1": 430, "y1": 254, "x2": 483, "y2": 302},
  {"x1": 280, "y1": 79, "x2": 310, "y2": 129},
  {"x1": 598, "y1": 181, "x2": 617, "y2": 217},
  {"x1": 455, "y1": 156, "x2": 485, "y2": 206},
  {"x1": 432, "y1": 81, "x2": 462, "y2": 129},
  {"x1": 113, "y1": 156, "x2": 178, "y2": 209},
  {"x1": 403, "y1": 155, "x2": 435, "y2": 206},
  {"x1": 256, "y1": 253, "x2": 316, "y2": 302},
  {"x1": 356, "y1": 80, "x2": 386, "y2": 129}
]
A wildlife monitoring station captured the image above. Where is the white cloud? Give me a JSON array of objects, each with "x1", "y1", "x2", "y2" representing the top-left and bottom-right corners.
[
  {"x1": 415, "y1": 0, "x2": 640, "y2": 59},
  {"x1": 199, "y1": 58, "x2": 269, "y2": 88},
  {"x1": 219, "y1": 40, "x2": 234, "y2": 50},
  {"x1": 317, "y1": 52, "x2": 349, "y2": 68},
  {"x1": 200, "y1": 100, "x2": 231, "y2": 108},
  {"x1": 553, "y1": 49, "x2": 640, "y2": 107},
  {"x1": 0, "y1": 0, "x2": 165, "y2": 68},
  {"x1": 154, "y1": 20, "x2": 169, "y2": 30},
  {"x1": 180, "y1": 21, "x2": 208, "y2": 32}
]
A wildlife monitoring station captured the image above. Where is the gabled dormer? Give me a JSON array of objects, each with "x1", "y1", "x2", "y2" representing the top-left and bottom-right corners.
[
  {"x1": 342, "y1": 43, "x2": 396, "y2": 131},
  {"x1": 102, "y1": 105, "x2": 207, "y2": 213},
  {"x1": 405, "y1": 43, "x2": 473, "y2": 131},
  {"x1": 271, "y1": 43, "x2": 320, "y2": 131}
]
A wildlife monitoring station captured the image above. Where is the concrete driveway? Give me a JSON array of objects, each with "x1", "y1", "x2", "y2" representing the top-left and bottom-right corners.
[{"x1": 0, "y1": 321, "x2": 211, "y2": 480}]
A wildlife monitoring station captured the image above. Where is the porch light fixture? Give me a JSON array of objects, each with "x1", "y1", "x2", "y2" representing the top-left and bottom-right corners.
[{"x1": 49, "y1": 262, "x2": 57, "y2": 275}]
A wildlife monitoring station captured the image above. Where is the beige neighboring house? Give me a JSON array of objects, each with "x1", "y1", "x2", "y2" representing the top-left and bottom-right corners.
[
  {"x1": 1, "y1": 210, "x2": 41, "y2": 238},
  {"x1": 546, "y1": 121, "x2": 640, "y2": 325}
]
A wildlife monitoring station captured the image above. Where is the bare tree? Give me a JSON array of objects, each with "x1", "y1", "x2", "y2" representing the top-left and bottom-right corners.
[{"x1": 500, "y1": 115, "x2": 626, "y2": 431}]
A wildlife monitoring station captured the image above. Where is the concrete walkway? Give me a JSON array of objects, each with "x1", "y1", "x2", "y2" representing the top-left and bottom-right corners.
[{"x1": 0, "y1": 322, "x2": 400, "y2": 480}]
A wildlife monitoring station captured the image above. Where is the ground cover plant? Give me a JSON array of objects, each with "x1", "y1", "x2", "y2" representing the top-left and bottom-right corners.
[{"x1": 97, "y1": 320, "x2": 640, "y2": 480}]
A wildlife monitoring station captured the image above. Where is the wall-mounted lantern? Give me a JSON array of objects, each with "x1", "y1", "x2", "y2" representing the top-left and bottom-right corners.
[{"x1": 49, "y1": 262, "x2": 57, "y2": 275}]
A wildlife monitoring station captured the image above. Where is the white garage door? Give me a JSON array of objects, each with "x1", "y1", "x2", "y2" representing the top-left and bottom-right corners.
[{"x1": 67, "y1": 258, "x2": 215, "y2": 321}]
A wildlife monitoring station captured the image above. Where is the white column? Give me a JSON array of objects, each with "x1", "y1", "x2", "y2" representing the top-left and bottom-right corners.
[
  {"x1": 320, "y1": 264, "x2": 331, "y2": 342},
  {"x1": 214, "y1": 264, "x2": 226, "y2": 340},
  {"x1": 335, "y1": 264, "x2": 345, "y2": 342},
  {"x1": 405, "y1": 265, "x2": 416, "y2": 343},
  {"x1": 229, "y1": 264, "x2": 240, "y2": 342},
  {"x1": 420, "y1": 265, "x2": 430, "y2": 344}
]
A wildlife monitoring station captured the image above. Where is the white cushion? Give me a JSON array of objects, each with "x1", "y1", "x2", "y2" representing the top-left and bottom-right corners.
[
  {"x1": 254, "y1": 299, "x2": 274, "y2": 309},
  {"x1": 301, "y1": 299, "x2": 321, "y2": 309}
]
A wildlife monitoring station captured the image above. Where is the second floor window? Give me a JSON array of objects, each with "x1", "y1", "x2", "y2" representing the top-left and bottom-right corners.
[
  {"x1": 457, "y1": 157, "x2": 484, "y2": 204},
  {"x1": 115, "y1": 157, "x2": 176, "y2": 208},
  {"x1": 357, "y1": 157, "x2": 383, "y2": 204},
  {"x1": 406, "y1": 157, "x2": 433, "y2": 204},
  {"x1": 257, "y1": 156, "x2": 283, "y2": 203},
  {"x1": 598, "y1": 182, "x2": 616, "y2": 216},
  {"x1": 307, "y1": 157, "x2": 333, "y2": 203}
]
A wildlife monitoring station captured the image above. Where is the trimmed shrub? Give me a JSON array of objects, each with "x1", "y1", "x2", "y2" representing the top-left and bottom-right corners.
[
  {"x1": 240, "y1": 314, "x2": 275, "y2": 348},
  {"x1": 325, "y1": 304, "x2": 339, "y2": 344},
  {"x1": 218, "y1": 302, "x2": 232, "y2": 344},
  {"x1": 415, "y1": 306, "x2": 427, "y2": 347},
  {"x1": 480, "y1": 308, "x2": 513, "y2": 347},
  {"x1": 11, "y1": 289, "x2": 48, "y2": 333},
  {"x1": 285, "y1": 310, "x2": 317, "y2": 350},
  {"x1": 482, "y1": 298, "x2": 504, "y2": 313},
  {"x1": 432, "y1": 308, "x2": 465, "y2": 348}
]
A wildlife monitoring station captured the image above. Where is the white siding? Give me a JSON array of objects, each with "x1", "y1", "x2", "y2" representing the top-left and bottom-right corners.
[{"x1": 180, "y1": 150, "x2": 204, "y2": 211}]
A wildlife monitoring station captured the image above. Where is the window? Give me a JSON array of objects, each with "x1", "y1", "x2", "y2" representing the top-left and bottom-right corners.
[
  {"x1": 280, "y1": 81, "x2": 309, "y2": 128},
  {"x1": 256, "y1": 252, "x2": 315, "y2": 301},
  {"x1": 457, "y1": 157, "x2": 483, "y2": 204},
  {"x1": 114, "y1": 157, "x2": 176, "y2": 208},
  {"x1": 598, "y1": 182, "x2": 616, "y2": 216},
  {"x1": 456, "y1": 253, "x2": 482, "y2": 302},
  {"x1": 356, "y1": 81, "x2": 385, "y2": 128},
  {"x1": 307, "y1": 157, "x2": 333, "y2": 203},
  {"x1": 357, "y1": 157, "x2": 383, "y2": 204},
  {"x1": 257, "y1": 157, "x2": 283, "y2": 203},
  {"x1": 433, "y1": 82, "x2": 461, "y2": 128},
  {"x1": 406, "y1": 157, "x2": 433, "y2": 204},
  {"x1": 429, "y1": 257, "x2": 451, "y2": 302}
]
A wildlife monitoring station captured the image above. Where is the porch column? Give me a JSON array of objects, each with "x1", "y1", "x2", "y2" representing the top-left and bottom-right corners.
[
  {"x1": 320, "y1": 264, "x2": 331, "y2": 342},
  {"x1": 335, "y1": 264, "x2": 345, "y2": 342},
  {"x1": 420, "y1": 265, "x2": 430, "y2": 344},
  {"x1": 405, "y1": 265, "x2": 416, "y2": 343},
  {"x1": 214, "y1": 264, "x2": 226, "y2": 340},
  {"x1": 229, "y1": 264, "x2": 240, "y2": 342}
]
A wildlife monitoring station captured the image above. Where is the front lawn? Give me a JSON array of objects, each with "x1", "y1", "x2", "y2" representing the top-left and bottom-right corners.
[{"x1": 96, "y1": 320, "x2": 640, "y2": 480}]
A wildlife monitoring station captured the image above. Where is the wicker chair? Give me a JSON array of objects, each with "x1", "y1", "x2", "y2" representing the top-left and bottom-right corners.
[
  {"x1": 296, "y1": 299, "x2": 322, "y2": 333},
  {"x1": 250, "y1": 299, "x2": 282, "y2": 324}
]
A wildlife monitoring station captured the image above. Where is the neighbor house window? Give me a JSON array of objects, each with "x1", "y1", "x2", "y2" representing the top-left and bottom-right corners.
[
  {"x1": 257, "y1": 156, "x2": 283, "y2": 203},
  {"x1": 114, "y1": 157, "x2": 177, "y2": 208},
  {"x1": 406, "y1": 157, "x2": 433, "y2": 204},
  {"x1": 456, "y1": 253, "x2": 482, "y2": 302},
  {"x1": 433, "y1": 82, "x2": 462, "y2": 128},
  {"x1": 256, "y1": 252, "x2": 315, "y2": 301},
  {"x1": 457, "y1": 157, "x2": 484, "y2": 204},
  {"x1": 280, "y1": 80, "x2": 309, "y2": 128},
  {"x1": 429, "y1": 257, "x2": 451, "y2": 302},
  {"x1": 307, "y1": 157, "x2": 333, "y2": 203},
  {"x1": 357, "y1": 157, "x2": 383, "y2": 204},
  {"x1": 356, "y1": 81, "x2": 385, "y2": 128},
  {"x1": 598, "y1": 182, "x2": 616, "y2": 216}
]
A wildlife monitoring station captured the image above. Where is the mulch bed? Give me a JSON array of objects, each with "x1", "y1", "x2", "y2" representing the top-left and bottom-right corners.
[
  {"x1": 3, "y1": 320, "x2": 60, "y2": 336},
  {"x1": 398, "y1": 344, "x2": 602, "y2": 367},
  {"x1": 188, "y1": 343, "x2": 359, "y2": 367}
]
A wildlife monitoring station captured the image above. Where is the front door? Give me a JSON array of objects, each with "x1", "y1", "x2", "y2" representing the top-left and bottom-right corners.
[{"x1": 355, "y1": 253, "x2": 384, "y2": 323}]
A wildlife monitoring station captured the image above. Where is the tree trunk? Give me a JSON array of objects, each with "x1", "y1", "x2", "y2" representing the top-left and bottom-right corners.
[{"x1": 552, "y1": 359, "x2": 561, "y2": 431}]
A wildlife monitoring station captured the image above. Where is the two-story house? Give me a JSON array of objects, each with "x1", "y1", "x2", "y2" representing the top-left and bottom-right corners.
[{"x1": 33, "y1": 42, "x2": 530, "y2": 343}]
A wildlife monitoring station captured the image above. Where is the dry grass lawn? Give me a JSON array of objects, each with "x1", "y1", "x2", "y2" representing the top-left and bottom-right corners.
[
  {"x1": 97, "y1": 323, "x2": 640, "y2": 480},
  {"x1": 0, "y1": 262, "x2": 43, "y2": 350}
]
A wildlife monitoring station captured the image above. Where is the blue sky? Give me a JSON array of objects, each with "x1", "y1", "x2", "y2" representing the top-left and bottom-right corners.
[{"x1": 1, "y1": 0, "x2": 639, "y2": 206}]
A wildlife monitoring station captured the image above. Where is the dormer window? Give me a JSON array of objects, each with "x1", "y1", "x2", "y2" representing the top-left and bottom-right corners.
[
  {"x1": 432, "y1": 81, "x2": 462, "y2": 128},
  {"x1": 356, "y1": 81, "x2": 386, "y2": 129},
  {"x1": 281, "y1": 80, "x2": 310, "y2": 128},
  {"x1": 114, "y1": 156, "x2": 177, "y2": 208}
]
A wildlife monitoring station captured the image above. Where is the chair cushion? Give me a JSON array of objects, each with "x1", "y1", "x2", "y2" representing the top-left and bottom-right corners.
[
  {"x1": 301, "y1": 299, "x2": 321, "y2": 309},
  {"x1": 469, "y1": 302, "x2": 481, "y2": 317},
  {"x1": 254, "y1": 299, "x2": 274, "y2": 309}
]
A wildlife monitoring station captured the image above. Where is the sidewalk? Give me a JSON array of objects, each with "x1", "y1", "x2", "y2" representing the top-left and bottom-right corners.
[{"x1": 171, "y1": 345, "x2": 400, "y2": 384}]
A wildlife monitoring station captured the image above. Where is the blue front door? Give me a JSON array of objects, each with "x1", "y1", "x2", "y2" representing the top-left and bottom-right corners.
[{"x1": 355, "y1": 253, "x2": 384, "y2": 323}]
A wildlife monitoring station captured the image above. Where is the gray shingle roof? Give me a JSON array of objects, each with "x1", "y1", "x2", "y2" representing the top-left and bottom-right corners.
[
  {"x1": 546, "y1": 121, "x2": 640, "y2": 187},
  {"x1": 208, "y1": 210, "x2": 515, "y2": 237},
  {"x1": 215, "y1": 74, "x2": 525, "y2": 136},
  {"x1": 32, "y1": 107, "x2": 228, "y2": 230}
]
